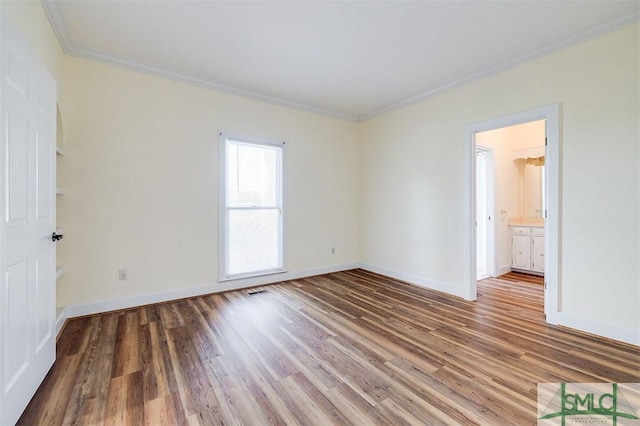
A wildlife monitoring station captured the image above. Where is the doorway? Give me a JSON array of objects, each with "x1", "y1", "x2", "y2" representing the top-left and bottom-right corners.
[
  {"x1": 475, "y1": 119, "x2": 546, "y2": 280},
  {"x1": 465, "y1": 104, "x2": 560, "y2": 322}
]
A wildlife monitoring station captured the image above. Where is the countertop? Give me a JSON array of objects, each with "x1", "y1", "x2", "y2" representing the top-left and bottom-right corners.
[{"x1": 508, "y1": 217, "x2": 544, "y2": 227}]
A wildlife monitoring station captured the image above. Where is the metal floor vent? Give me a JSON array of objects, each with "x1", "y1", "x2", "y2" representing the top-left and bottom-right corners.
[{"x1": 247, "y1": 289, "x2": 268, "y2": 296}]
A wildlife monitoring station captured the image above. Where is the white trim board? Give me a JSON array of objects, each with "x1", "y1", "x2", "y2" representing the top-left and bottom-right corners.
[
  {"x1": 464, "y1": 104, "x2": 560, "y2": 310},
  {"x1": 552, "y1": 313, "x2": 640, "y2": 347},
  {"x1": 41, "y1": 1, "x2": 639, "y2": 123},
  {"x1": 358, "y1": 263, "x2": 469, "y2": 300},
  {"x1": 359, "y1": 262, "x2": 637, "y2": 346},
  {"x1": 64, "y1": 263, "x2": 359, "y2": 318},
  {"x1": 495, "y1": 265, "x2": 512, "y2": 277},
  {"x1": 360, "y1": 13, "x2": 639, "y2": 121},
  {"x1": 56, "y1": 307, "x2": 68, "y2": 337},
  {"x1": 61, "y1": 261, "x2": 638, "y2": 346}
]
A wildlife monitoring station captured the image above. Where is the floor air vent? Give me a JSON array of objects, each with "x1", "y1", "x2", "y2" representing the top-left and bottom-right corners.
[{"x1": 247, "y1": 289, "x2": 268, "y2": 296}]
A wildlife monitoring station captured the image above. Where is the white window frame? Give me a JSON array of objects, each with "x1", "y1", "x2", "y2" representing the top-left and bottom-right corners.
[{"x1": 218, "y1": 132, "x2": 286, "y2": 281}]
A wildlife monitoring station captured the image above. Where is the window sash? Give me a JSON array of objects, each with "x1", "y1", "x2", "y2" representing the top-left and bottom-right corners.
[{"x1": 220, "y1": 134, "x2": 284, "y2": 280}]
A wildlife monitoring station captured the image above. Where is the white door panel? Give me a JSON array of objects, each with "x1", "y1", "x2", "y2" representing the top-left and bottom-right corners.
[
  {"x1": 35, "y1": 248, "x2": 54, "y2": 352},
  {"x1": 7, "y1": 111, "x2": 29, "y2": 223},
  {"x1": 1, "y1": 13, "x2": 57, "y2": 425},
  {"x1": 6, "y1": 39, "x2": 28, "y2": 92},
  {"x1": 4, "y1": 259, "x2": 30, "y2": 389},
  {"x1": 36, "y1": 130, "x2": 53, "y2": 221}
]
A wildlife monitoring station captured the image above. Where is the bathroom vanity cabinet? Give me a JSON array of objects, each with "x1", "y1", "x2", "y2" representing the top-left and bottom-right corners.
[{"x1": 510, "y1": 224, "x2": 544, "y2": 275}]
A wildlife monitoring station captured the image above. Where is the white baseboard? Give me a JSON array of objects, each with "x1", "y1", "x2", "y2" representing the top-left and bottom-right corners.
[
  {"x1": 548, "y1": 311, "x2": 639, "y2": 347},
  {"x1": 65, "y1": 262, "x2": 359, "y2": 318},
  {"x1": 495, "y1": 264, "x2": 511, "y2": 276},
  {"x1": 55, "y1": 306, "x2": 68, "y2": 336},
  {"x1": 358, "y1": 262, "x2": 469, "y2": 299},
  {"x1": 62, "y1": 262, "x2": 638, "y2": 348},
  {"x1": 361, "y1": 263, "x2": 639, "y2": 346}
]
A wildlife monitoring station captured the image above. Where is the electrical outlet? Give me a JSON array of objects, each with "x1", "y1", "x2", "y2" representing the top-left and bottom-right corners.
[
  {"x1": 331, "y1": 247, "x2": 335, "y2": 255},
  {"x1": 118, "y1": 269, "x2": 128, "y2": 281}
]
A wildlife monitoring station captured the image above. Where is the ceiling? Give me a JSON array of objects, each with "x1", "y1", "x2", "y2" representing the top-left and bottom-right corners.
[{"x1": 43, "y1": 1, "x2": 639, "y2": 121}]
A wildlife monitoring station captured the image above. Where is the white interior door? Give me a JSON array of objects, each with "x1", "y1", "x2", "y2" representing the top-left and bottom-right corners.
[
  {"x1": 0, "y1": 14, "x2": 57, "y2": 425},
  {"x1": 476, "y1": 148, "x2": 494, "y2": 280},
  {"x1": 476, "y1": 151, "x2": 488, "y2": 280}
]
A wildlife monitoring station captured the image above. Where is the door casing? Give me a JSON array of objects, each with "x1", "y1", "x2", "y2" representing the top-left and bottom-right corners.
[{"x1": 464, "y1": 104, "x2": 560, "y2": 322}]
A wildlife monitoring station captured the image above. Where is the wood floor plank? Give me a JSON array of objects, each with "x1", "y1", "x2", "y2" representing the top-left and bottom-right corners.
[
  {"x1": 143, "y1": 393, "x2": 187, "y2": 426},
  {"x1": 237, "y1": 363, "x2": 296, "y2": 426},
  {"x1": 104, "y1": 375, "x2": 126, "y2": 426},
  {"x1": 15, "y1": 353, "x2": 82, "y2": 425},
  {"x1": 19, "y1": 269, "x2": 640, "y2": 425}
]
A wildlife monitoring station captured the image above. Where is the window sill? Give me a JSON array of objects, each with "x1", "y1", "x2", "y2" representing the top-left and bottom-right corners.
[{"x1": 218, "y1": 269, "x2": 288, "y2": 283}]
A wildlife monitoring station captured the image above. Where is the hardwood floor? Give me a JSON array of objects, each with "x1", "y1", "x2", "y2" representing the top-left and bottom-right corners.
[
  {"x1": 19, "y1": 269, "x2": 640, "y2": 425},
  {"x1": 497, "y1": 271, "x2": 544, "y2": 285}
]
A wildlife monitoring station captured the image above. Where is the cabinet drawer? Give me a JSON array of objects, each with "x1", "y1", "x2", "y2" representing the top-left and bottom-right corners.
[
  {"x1": 532, "y1": 227, "x2": 545, "y2": 237},
  {"x1": 511, "y1": 226, "x2": 530, "y2": 236}
]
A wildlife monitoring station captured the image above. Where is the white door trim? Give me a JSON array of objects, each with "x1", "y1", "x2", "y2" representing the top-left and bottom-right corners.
[{"x1": 463, "y1": 104, "x2": 560, "y2": 323}]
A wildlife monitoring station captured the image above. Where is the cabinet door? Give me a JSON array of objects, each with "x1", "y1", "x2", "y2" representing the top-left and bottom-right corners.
[
  {"x1": 512, "y1": 235, "x2": 531, "y2": 270},
  {"x1": 531, "y1": 236, "x2": 545, "y2": 273}
]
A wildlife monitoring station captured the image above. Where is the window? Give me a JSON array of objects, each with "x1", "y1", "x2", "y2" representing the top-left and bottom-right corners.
[{"x1": 220, "y1": 134, "x2": 284, "y2": 280}]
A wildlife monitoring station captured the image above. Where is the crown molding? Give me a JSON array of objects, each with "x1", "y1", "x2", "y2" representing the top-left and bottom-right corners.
[
  {"x1": 41, "y1": 0, "x2": 638, "y2": 123},
  {"x1": 39, "y1": 0, "x2": 358, "y2": 122},
  {"x1": 41, "y1": 0, "x2": 71, "y2": 53},
  {"x1": 65, "y1": 44, "x2": 359, "y2": 122},
  {"x1": 359, "y1": 11, "x2": 640, "y2": 121}
]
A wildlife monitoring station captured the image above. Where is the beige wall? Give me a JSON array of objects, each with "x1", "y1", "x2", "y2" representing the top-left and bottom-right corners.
[
  {"x1": 57, "y1": 57, "x2": 360, "y2": 307},
  {"x1": 4, "y1": 2, "x2": 638, "y2": 342},
  {"x1": 360, "y1": 24, "x2": 639, "y2": 338},
  {"x1": 2, "y1": 2, "x2": 361, "y2": 310},
  {"x1": 1, "y1": 1, "x2": 64, "y2": 80}
]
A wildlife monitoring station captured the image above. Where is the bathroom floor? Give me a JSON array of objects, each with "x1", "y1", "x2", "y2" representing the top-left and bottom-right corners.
[{"x1": 497, "y1": 271, "x2": 544, "y2": 285}]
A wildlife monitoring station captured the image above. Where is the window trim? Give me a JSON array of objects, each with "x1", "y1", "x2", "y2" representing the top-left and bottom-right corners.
[{"x1": 218, "y1": 132, "x2": 286, "y2": 282}]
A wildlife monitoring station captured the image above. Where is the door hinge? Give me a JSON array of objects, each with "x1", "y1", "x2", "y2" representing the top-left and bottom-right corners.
[
  {"x1": 544, "y1": 281, "x2": 547, "y2": 289},
  {"x1": 545, "y1": 137, "x2": 548, "y2": 146}
]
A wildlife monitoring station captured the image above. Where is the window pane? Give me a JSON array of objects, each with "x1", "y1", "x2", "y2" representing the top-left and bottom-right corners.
[
  {"x1": 227, "y1": 141, "x2": 278, "y2": 208},
  {"x1": 227, "y1": 209, "x2": 280, "y2": 276}
]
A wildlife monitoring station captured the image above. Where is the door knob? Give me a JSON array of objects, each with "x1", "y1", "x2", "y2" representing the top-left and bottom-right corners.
[{"x1": 51, "y1": 232, "x2": 63, "y2": 242}]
